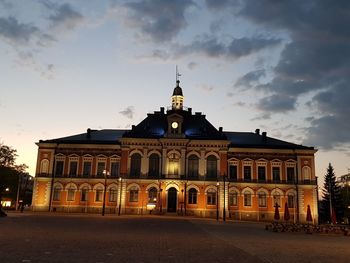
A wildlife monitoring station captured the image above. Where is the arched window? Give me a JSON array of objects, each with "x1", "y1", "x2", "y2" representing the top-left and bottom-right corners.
[
  {"x1": 206, "y1": 188, "x2": 217, "y2": 205},
  {"x1": 40, "y1": 159, "x2": 49, "y2": 174},
  {"x1": 188, "y1": 188, "x2": 197, "y2": 204},
  {"x1": 130, "y1": 153, "x2": 142, "y2": 178},
  {"x1": 273, "y1": 193, "x2": 281, "y2": 207},
  {"x1": 129, "y1": 186, "x2": 139, "y2": 202},
  {"x1": 67, "y1": 186, "x2": 76, "y2": 201},
  {"x1": 95, "y1": 187, "x2": 103, "y2": 202},
  {"x1": 229, "y1": 191, "x2": 238, "y2": 206},
  {"x1": 109, "y1": 187, "x2": 118, "y2": 202},
  {"x1": 287, "y1": 194, "x2": 295, "y2": 208},
  {"x1": 206, "y1": 155, "x2": 217, "y2": 179},
  {"x1": 244, "y1": 191, "x2": 252, "y2": 206},
  {"x1": 81, "y1": 187, "x2": 89, "y2": 201},
  {"x1": 258, "y1": 191, "x2": 267, "y2": 207},
  {"x1": 53, "y1": 186, "x2": 62, "y2": 201},
  {"x1": 148, "y1": 153, "x2": 160, "y2": 177},
  {"x1": 148, "y1": 187, "x2": 158, "y2": 203},
  {"x1": 188, "y1": 155, "x2": 199, "y2": 178}
]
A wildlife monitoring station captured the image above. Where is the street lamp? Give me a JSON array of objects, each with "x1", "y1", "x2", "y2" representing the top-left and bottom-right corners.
[
  {"x1": 118, "y1": 177, "x2": 122, "y2": 216},
  {"x1": 102, "y1": 169, "x2": 109, "y2": 216},
  {"x1": 223, "y1": 174, "x2": 226, "y2": 222},
  {"x1": 216, "y1": 181, "x2": 219, "y2": 221}
]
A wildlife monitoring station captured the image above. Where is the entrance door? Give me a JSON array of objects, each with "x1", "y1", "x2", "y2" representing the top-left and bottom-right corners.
[{"x1": 167, "y1": 187, "x2": 177, "y2": 212}]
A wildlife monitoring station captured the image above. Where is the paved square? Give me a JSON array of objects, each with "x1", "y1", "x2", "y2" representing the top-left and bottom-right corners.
[{"x1": 1, "y1": 213, "x2": 349, "y2": 263}]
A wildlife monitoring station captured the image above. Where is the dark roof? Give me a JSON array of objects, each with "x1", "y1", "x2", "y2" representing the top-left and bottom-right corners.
[
  {"x1": 123, "y1": 109, "x2": 226, "y2": 140},
  {"x1": 39, "y1": 129, "x2": 127, "y2": 144},
  {"x1": 38, "y1": 113, "x2": 314, "y2": 150},
  {"x1": 224, "y1": 131, "x2": 314, "y2": 150},
  {"x1": 172, "y1": 80, "x2": 183, "y2": 96}
]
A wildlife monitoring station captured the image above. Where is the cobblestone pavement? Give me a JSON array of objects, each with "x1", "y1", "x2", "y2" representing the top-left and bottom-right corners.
[{"x1": 0, "y1": 213, "x2": 349, "y2": 263}]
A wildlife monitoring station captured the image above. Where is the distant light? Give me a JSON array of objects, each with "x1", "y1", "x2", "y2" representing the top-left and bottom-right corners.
[{"x1": 5, "y1": 188, "x2": 9, "y2": 192}]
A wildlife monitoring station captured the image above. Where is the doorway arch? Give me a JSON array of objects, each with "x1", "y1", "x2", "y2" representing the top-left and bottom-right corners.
[{"x1": 167, "y1": 187, "x2": 177, "y2": 212}]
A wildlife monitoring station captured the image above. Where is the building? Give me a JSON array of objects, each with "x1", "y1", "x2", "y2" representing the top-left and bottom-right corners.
[{"x1": 32, "y1": 80, "x2": 318, "y2": 223}]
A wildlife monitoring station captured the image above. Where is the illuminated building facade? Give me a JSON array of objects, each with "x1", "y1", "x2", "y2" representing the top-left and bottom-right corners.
[{"x1": 32, "y1": 80, "x2": 318, "y2": 223}]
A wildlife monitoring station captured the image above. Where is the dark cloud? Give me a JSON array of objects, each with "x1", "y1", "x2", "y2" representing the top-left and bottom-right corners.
[
  {"x1": 0, "y1": 17, "x2": 40, "y2": 45},
  {"x1": 211, "y1": 0, "x2": 350, "y2": 149},
  {"x1": 234, "y1": 69, "x2": 265, "y2": 89},
  {"x1": 187, "y1": 62, "x2": 197, "y2": 70},
  {"x1": 47, "y1": 3, "x2": 84, "y2": 31},
  {"x1": 304, "y1": 84, "x2": 350, "y2": 149},
  {"x1": 121, "y1": 0, "x2": 194, "y2": 42},
  {"x1": 176, "y1": 36, "x2": 281, "y2": 59},
  {"x1": 205, "y1": 0, "x2": 230, "y2": 11},
  {"x1": 119, "y1": 106, "x2": 135, "y2": 119},
  {"x1": 251, "y1": 113, "x2": 271, "y2": 121},
  {"x1": 257, "y1": 94, "x2": 296, "y2": 112}
]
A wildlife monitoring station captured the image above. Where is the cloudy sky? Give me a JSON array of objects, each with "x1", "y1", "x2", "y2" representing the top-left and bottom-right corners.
[{"x1": 1, "y1": 0, "x2": 350, "y2": 182}]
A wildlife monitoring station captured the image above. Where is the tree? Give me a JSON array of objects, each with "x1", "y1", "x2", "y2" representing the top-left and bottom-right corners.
[
  {"x1": 0, "y1": 143, "x2": 29, "y2": 206},
  {"x1": 320, "y1": 163, "x2": 343, "y2": 223}
]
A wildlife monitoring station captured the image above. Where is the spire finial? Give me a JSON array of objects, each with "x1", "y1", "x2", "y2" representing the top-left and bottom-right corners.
[{"x1": 176, "y1": 65, "x2": 181, "y2": 84}]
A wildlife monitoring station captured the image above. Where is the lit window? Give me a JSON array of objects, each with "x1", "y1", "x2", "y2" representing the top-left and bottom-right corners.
[
  {"x1": 148, "y1": 187, "x2": 158, "y2": 203},
  {"x1": 129, "y1": 188, "x2": 139, "y2": 202}
]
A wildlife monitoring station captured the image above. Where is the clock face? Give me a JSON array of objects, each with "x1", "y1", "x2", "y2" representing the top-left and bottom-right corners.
[{"x1": 171, "y1": 121, "x2": 178, "y2": 129}]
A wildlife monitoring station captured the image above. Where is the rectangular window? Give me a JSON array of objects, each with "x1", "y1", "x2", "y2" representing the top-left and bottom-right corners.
[
  {"x1": 244, "y1": 193, "x2": 252, "y2": 206},
  {"x1": 83, "y1": 162, "x2": 91, "y2": 177},
  {"x1": 272, "y1": 167, "x2": 280, "y2": 182},
  {"x1": 109, "y1": 189, "x2": 118, "y2": 202},
  {"x1": 258, "y1": 193, "x2": 267, "y2": 207},
  {"x1": 69, "y1": 161, "x2": 78, "y2": 177},
  {"x1": 258, "y1": 166, "x2": 266, "y2": 181},
  {"x1": 55, "y1": 161, "x2": 64, "y2": 176},
  {"x1": 188, "y1": 191, "x2": 197, "y2": 204},
  {"x1": 229, "y1": 192, "x2": 238, "y2": 206},
  {"x1": 95, "y1": 189, "x2": 103, "y2": 202},
  {"x1": 229, "y1": 165, "x2": 237, "y2": 180},
  {"x1": 67, "y1": 189, "x2": 75, "y2": 201},
  {"x1": 244, "y1": 166, "x2": 251, "y2": 181},
  {"x1": 111, "y1": 162, "x2": 120, "y2": 177},
  {"x1": 97, "y1": 162, "x2": 105, "y2": 177},
  {"x1": 288, "y1": 195, "x2": 295, "y2": 208},
  {"x1": 207, "y1": 192, "x2": 217, "y2": 205},
  {"x1": 287, "y1": 167, "x2": 295, "y2": 182},
  {"x1": 129, "y1": 190, "x2": 139, "y2": 202}
]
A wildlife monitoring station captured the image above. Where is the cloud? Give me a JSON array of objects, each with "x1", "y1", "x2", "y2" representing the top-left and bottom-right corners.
[
  {"x1": 197, "y1": 84, "x2": 214, "y2": 92},
  {"x1": 257, "y1": 94, "x2": 296, "y2": 112},
  {"x1": 234, "y1": 69, "x2": 265, "y2": 89},
  {"x1": 174, "y1": 36, "x2": 281, "y2": 59},
  {"x1": 0, "y1": 17, "x2": 41, "y2": 45},
  {"x1": 119, "y1": 106, "x2": 135, "y2": 119},
  {"x1": 120, "y1": 0, "x2": 195, "y2": 42},
  {"x1": 207, "y1": 0, "x2": 350, "y2": 149},
  {"x1": 47, "y1": 3, "x2": 84, "y2": 31},
  {"x1": 187, "y1": 61, "x2": 198, "y2": 70}
]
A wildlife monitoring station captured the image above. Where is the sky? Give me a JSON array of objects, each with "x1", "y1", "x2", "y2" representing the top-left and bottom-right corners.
[{"x1": 1, "y1": 0, "x2": 350, "y2": 184}]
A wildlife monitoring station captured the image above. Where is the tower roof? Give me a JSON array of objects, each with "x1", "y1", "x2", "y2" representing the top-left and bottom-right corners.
[{"x1": 172, "y1": 80, "x2": 183, "y2": 96}]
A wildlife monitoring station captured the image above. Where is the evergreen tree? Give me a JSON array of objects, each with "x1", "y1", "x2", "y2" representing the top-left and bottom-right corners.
[{"x1": 321, "y1": 163, "x2": 343, "y2": 223}]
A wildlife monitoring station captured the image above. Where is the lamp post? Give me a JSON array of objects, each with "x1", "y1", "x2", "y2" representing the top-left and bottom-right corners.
[
  {"x1": 223, "y1": 174, "x2": 226, "y2": 222},
  {"x1": 15, "y1": 174, "x2": 22, "y2": 211},
  {"x1": 216, "y1": 181, "x2": 219, "y2": 221},
  {"x1": 102, "y1": 169, "x2": 109, "y2": 216},
  {"x1": 118, "y1": 177, "x2": 122, "y2": 216},
  {"x1": 159, "y1": 188, "x2": 163, "y2": 214}
]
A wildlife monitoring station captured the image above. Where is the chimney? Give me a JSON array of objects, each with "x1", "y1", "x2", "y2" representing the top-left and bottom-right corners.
[
  {"x1": 132, "y1": 125, "x2": 135, "y2": 130},
  {"x1": 219, "y1": 127, "x2": 223, "y2": 132},
  {"x1": 195, "y1": 112, "x2": 201, "y2": 116},
  {"x1": 188, "y1": 107, "x2": 192, "y2": 114},
  {"x1": 255, "y1": 129, "x2": 260, "y2": 135},
  {"x1": 262, "y1": 131, "x2": 267, "y2": 141},
  {"x1": 160, "y1": 107, "x2": 164, "y2": 114}
]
